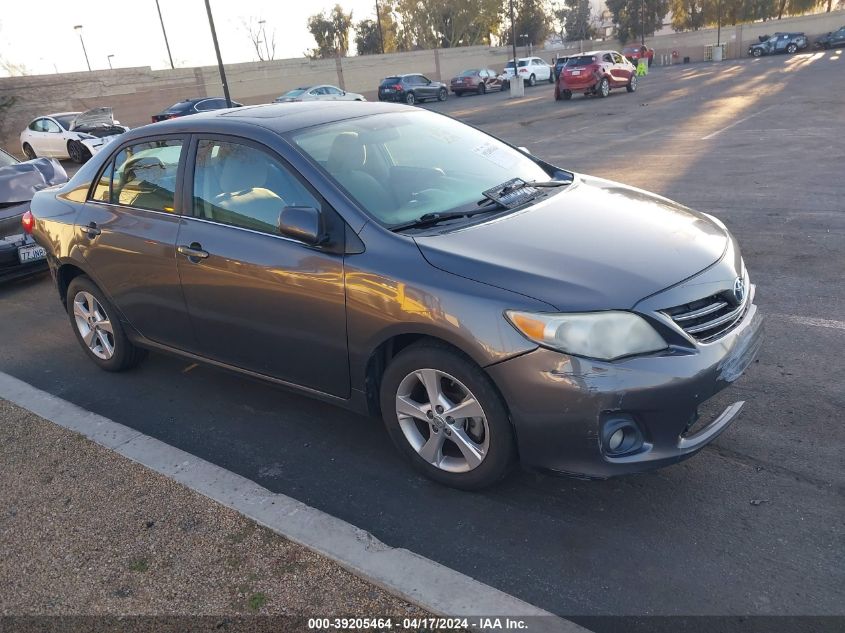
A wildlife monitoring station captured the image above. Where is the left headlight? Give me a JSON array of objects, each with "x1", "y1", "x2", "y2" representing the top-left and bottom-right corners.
[{"x1": 505, "y1": 310, "x2": 668, "y2": 361}]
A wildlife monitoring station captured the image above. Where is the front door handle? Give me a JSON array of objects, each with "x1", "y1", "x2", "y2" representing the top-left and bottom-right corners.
[
  {"x1": 177, "y1": 243, "x2": 209, "y2": 261},
  {"x1": 79, "y1": 222, "x2": 101, "y2": 238}
]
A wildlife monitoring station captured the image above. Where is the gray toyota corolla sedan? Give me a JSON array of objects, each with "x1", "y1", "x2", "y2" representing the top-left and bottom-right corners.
[{"x1": 26, "y1": 102, "x2": 763, "y2": 489}]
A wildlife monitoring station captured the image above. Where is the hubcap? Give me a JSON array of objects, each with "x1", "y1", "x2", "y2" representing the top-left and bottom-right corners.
[
  {"x1": 73, "y1": 291, "x2": 115, "y2": 360},
  {"x1": 601, "y1": 80, "x2": 609, "y2": 96},
  {"x1": 395, "y1": 369, "x2": 489, "y2": 473}
]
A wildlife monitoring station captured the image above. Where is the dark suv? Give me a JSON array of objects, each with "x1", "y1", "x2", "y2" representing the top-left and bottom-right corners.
[
  {"x1": 378, "y1": 75, "x2": 448, "y2": 105},
  {"x1": 748, "y1": 32, "x2": 808, "y2": 57}
]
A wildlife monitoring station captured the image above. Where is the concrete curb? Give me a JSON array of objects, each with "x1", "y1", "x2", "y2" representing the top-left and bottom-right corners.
[{"x1": 0, "y1": 371, "x2": 589, "y2": 633}]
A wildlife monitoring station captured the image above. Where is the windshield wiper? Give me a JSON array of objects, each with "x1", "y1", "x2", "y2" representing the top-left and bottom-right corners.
[{"x1": 390, "y1": 207, "x2": 501, "y2": 232}]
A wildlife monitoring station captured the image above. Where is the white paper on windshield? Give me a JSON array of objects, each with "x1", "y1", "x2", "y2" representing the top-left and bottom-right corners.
[{"x1": 471, "y1": 142, "x2": 518, "y2": 170}]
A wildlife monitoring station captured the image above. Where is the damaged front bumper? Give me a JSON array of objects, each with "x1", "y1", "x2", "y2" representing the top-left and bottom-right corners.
[{"x1": 487, "y1": 299, "x2": 764, "y2": 478}]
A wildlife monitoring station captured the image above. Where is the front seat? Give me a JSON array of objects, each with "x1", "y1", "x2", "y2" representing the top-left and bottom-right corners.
[
  {"x1": 213, "y1": 149, "x2": 285, "y2": 230},
  {"x1": 326, "y1": 132, "x2": 395, "y2": 218}
]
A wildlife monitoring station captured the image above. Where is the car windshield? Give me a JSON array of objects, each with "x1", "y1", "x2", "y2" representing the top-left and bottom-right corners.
[
  {"x1": 0, "y1": 148, "x2": 19, "y2": 167},
  {"x1": 458, "y1": 69, "x2": 478, "y2": 77},
  {"x1": 567, "y1": 55, "x2": 597, "y2": 66},
  {"x1": 290, "y1": 110, "x2": 555, "y2": 227},
  {"x1": 54, "y1": 114, "x2": 77, "y2": 130}
]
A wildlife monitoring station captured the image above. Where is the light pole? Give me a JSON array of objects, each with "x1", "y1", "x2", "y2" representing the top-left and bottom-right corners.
[
  {"x1": 258, "y1": 19, "x2": 270, "y2": 60},
  {"x1": 204, "y1": 0, "x2": 232, "y2": 108},
  {"x1": 375, "y1": 0, "x2": 385, "y2": 54},
  {"x1": 640, "y1": 0, "x2": 645, "y2": 45},
  {"x1": 155, "y1": 0, "x2": 175, "y2": 69},
  {"x1": 107, "y1": 54, "x2": 114, "y2": 69},
  {"x1": 73, "y1": 25, "x2": 91, "y2": 72}
]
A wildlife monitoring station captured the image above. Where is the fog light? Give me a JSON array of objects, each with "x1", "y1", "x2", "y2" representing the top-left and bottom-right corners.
[{"x1": 608, "y1": 428, "x2": 625, "y2": 452}]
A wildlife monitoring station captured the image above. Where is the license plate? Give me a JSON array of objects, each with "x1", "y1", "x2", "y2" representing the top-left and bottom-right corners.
[
  {"x1": 571, "y1": 70, "x2": 581, "y2": 76},
  {"x1": 382, "y1": 88, "x2": 393, "y2": 92},
  {"x1": 18, "y1": 244, "x2": 46, "y2": 264}
]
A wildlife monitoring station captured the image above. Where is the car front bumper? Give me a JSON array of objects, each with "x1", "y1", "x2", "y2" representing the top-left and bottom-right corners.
[{"x1": 486, "y1": 299, "x2": 764, "y2": 478}]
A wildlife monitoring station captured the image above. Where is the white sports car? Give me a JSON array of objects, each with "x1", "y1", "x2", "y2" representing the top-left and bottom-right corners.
[
  {"x1": 20, "y1": 108, "x2": 130, "y2": 164},
  {"x1": 274, "y1": 85, "x2": 366, "y2": 103}
]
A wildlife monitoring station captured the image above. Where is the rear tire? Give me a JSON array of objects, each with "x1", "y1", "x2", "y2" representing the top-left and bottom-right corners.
[
  {"x1": 379, "y1": 342, "x2": 515, "y2": 490},
  {"x1": 66, "y1": 276, "x2": 147, "y2": 372},
  {"x1": 22, "y1": 143, "x2": 36, "y2": 160},
  {"x1": 527, "y1": 74, "x2": 536, "y2": 87},
  {"x1": 597, "y1": 76, "x2": 610, "y2": 98},
  {"x1": 405, "y1": 91, "x2": 416, "y2": 105}
]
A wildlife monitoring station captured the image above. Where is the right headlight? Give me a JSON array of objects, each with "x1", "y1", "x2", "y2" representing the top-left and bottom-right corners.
[{"x1": 505, "y1": 310, "x2": 668, "y2": 361}]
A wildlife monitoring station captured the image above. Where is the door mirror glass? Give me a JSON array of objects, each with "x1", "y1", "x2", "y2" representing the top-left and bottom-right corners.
[
  {"x1": 517, "y1": 146, "x2": 530, "y2": 154},
  {"x1": 278, "y1": 205, "x2": 325, "y2": 245}
]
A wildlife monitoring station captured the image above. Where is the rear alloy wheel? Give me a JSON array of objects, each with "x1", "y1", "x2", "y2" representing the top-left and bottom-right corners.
[
  {"x1": 66, "y1": 276, "x2": 146, "y2": 372},
  {"x1": 380, "y1": 343, "x2": 515, "y2": 489},
  {"x1": 528, "y1": 73, "x2": 536, "y2": 87},
  {"x1": 597, "y1": 76, "x2": 610, "y2": 98},
  {"x1": 786, "y1": 43, "x2": 797, "y2": 53},
  {"x1": 627, "y1": 74, "x2": 638, "y2": 93},
  {"x1": 438, "y1": 87, "x2": 448, "y2": 101},
  {"x1": 22, "y1": 143, "x2": 36, "y2": 160},
  {"x1": 405, "y1": 91, "x2": 416, "y2": 105}
]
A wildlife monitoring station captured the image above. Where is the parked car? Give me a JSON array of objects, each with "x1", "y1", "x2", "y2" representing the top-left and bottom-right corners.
[
  {"x1": 553, "y1": 56, "x2": 571, "y2": 81},
  {"x1": 748, "y1": 32, "x2": 808, "y2": 56},
  {"x1": 622, "y1": 45, "x2": 655, "y2": 67},
  {"x1": 27, "y1": 102, "x2": 762, "y2": 490},
  {"x1": 0, "y1": 147, "x2": 67, "y2": 282},
  {"x1": 377, "y1": 74, "x2": 448, "y2": 105},
  {"x1": 151, "y1": 98, "x2": 243, "y2": 123},
  {"x1": 556, "y1": 51, "x2": 638, "y2": 100},
  {"x1": 498, "y1": 57, "x2": 554, "y2": 88},
  {"x1": 20, "y1": 108, "x2": 129, "y2": 164},
  {"x1": 449, "y1": 69, "x2": 501, "y2": 96},
  {"x1": 816, "y1": 26, "x2": 845, "y2": 49},
  {"x1": 275, "y1": 85, "x2": 365, "y2": 102}
]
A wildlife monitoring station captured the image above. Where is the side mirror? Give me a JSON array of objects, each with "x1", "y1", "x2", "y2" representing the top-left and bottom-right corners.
[
  {"x1": 278, "y1": 206, "x2": 326, "y2": 246},
  {"x1": 342, "y1": 90, "x2": 347, "y2": 95},
  {"x1": 517, "y1": 146, "x2": 531, "y2": 154}
]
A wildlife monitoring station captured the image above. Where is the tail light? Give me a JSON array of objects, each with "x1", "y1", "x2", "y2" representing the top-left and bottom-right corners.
[
  {"x1": 21, "y1": 210, "x2": 34, "y2": 234},
  {"x1": 392, "y1": 84, "x2": 402, "y2": 90}
]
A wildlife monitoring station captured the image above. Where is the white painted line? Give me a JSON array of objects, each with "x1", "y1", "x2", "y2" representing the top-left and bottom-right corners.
[
  {"x1": 772, "y1": 314, "x2": 845, "y2": 331},
  {"x1": 701, "y1": 105, "x2": 776, "y2": 140},
  {"x1": 0, "y1": 371, "x2": 588, "y2": 633}
]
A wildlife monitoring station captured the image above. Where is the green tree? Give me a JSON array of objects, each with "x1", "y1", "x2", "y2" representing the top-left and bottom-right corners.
[
  {"x1": 555, "y1": 0, "x2": 596, "y2": 41},
  {"x1": 669, "y1": 0, "x2": 708, "y2": 30},
  {"x1": 306, "y1": 4, "x2": 353, "y2": 58},
  {"x1": 505, "y1": 0, "x2": 551, "y2": 47},
  {"x1": 355, "y1": 3, "x2": 399, "y2": 54},
  {"x1": 394, "y1": 0, "x2": 503, "y2": 49},
  {"x1": 606, "y1": 0, "x2": 669, "y2": 43}
]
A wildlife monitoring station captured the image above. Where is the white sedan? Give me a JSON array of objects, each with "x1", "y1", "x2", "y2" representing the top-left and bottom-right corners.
[
  {"x1": 20, "y1": 108, "x2": 129, "y2": 164},
  {"x1": 274, "y1": 85, "x2": 366, "y2": 103}
]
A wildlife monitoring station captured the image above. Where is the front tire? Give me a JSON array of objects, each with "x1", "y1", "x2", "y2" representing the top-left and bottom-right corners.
[
  {"x1": 380, "y1": 343, "x2": 515, "y2": 490},
  {"x1": 67, "y1": 140, "x2": 90, "y2": 164},
  {"x1": 786, "y1": 43, "x2": 797, "y2": 53},
  {"x1": 627, "y1": 74, "x2": 638, "y2": 93},
  {"x1": 437, "y1": 87, "x2": 447, "y2": 101},
  {"x1": 66, "y1": 276, "x2": 147, "y2": 372},
  {"x1": 478, "y1": 82, "x2": 486, "y2": 95},
  {"x1": 752, "y1": 48, "x2": 762, "y2": 57}
]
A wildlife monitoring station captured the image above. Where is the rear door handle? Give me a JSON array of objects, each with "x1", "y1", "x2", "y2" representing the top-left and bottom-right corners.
[
  {"x1": 177, "y1": 244, "x2": 209, "y2": 260},
  {"x1": 79, "y1": 222, "x2": 101, "y2": 237}
]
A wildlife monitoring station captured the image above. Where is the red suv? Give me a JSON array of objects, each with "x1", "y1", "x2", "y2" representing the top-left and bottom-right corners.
[{"x1": 555, "y1": 51, "x2": 637, "y2": 101}]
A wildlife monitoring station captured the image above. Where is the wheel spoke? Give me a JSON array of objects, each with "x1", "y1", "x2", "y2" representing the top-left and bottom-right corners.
[
  {"x1": 415, "y1": 369, "x2": 443, "y2": 407},
  {"x1": 396, "y1": 395, "x2": 429, "y2": 421},
  {"x1": 418, "y1": 431, "x2": 445, "y2": 466},
  {"x1": 449, "y1": 426, "x2": 485, "y2": 470},
  {"x1": 82, "y1": 327, "x2": 96, "y2": 347},
  {"x1": 84, "y1": 292, "x2": 96, "y2": 315},
  {"x1": 97, "y1": 319, "x2": 113, "y2": 335},
  {"x1": 445, "y1": 396, "x2": 484, "y2": 421},
  {"x1": 73, "y1": 300, "x2": 89, "y2": 320},
  {"x1": 96, "y1": 331, "x2": 114, "y2": 357}
]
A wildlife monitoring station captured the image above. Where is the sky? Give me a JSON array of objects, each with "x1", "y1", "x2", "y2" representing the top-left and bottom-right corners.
[{"x1": 0, "y1": 0, "x2": 382, "y2": 77}]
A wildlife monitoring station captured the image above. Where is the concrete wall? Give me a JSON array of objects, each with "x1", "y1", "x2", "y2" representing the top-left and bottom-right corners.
[{"x1": 1, "y1": 9, "x2": 842, "y2": 156}]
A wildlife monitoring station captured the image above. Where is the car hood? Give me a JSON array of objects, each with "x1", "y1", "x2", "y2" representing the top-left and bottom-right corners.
[
  {"x1": 0, "y1": 157, "x2": 68, "y2": 205},
  {"x1": 70, "y1": 107, "x2": 117, "y2": 130},
  {"x1": 414, "y1": 175, "x2": 729, "y2": 311}
]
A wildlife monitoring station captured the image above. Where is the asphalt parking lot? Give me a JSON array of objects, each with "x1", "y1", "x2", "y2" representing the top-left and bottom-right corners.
[{"x1": 2, "y1": 52, "x2": 843, "y2": 630}]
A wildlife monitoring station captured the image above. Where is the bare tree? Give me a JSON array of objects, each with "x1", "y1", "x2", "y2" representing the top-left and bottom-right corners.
[{"x1": 242, "y1": 17, "x2": 277, "y2": 61}]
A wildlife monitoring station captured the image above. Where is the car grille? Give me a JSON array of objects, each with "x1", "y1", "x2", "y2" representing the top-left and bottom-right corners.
[{"x1": 663, "y1": 289, "x2": 749, "y2": 343}]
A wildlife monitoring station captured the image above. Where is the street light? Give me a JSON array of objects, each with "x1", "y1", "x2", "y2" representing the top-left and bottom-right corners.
[
  {"x1": 258, "y1": 19, "x2": 270, "y2": 60},
  {"x1": 204, "y1": 0, "x2": 232, "y2": 108},
  {"x1": 73, "y1": 25, "x2": 91, "y2": 72},
  {"x1": 107, "y1": 54, "x2": 114, "y2": 69},
  {"x1": 640, "y1": 0, "x2": 645, "y2": 45},
  {"x1": 520, "y1": 33, "x2": 529, "y2": 57}
]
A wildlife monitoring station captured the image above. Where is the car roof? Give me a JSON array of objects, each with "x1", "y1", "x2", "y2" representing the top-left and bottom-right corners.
[{"x1": 133, "y1": 101, "x2": 410, "y2": 137}]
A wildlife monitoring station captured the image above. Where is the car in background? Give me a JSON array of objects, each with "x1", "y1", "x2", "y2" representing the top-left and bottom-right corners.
[
  {"x1": 275, "y1": 85, "x2": 365, "y2": 102},
  {"x1": 27, "y1": 102, "x2": 762, "y2": 490},
  {"x1": 748, "y1": 32, "x2": 808, "y2": 56},
  {"x1": 0, "y1": 147, "x2": 67, "y2": 281},
  {"x1": 151, "y1": 97, "x2": 243, "y2": 123},
  {"x1": 815, "y1": 26, "x2": 845, "y2": 49},
  {"x1": 498, "y1": 57, "x2": 554, "y2": 88},
  {"x1": 556, "y1": 51, "x2": 637, "y2": 100},
  {"x1": 622, "y1": 45, "x2": 655, "y2": 67},
  {"x1": 377, "y1": 74, "x2": 448, "y2": 105},
  {"x1": 449, "y1": 69, "x2": 501, "y2": 96},
  {"x1": 20, "y1": 108, "x2": 129, "y2": 164},
  {"x1": 553, "y1": 56, "x2": 571, "y2": 81}
]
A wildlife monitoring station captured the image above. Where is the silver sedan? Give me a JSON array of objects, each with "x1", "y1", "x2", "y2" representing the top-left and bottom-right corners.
[{"x1": 274, "y1": 85, "x2": 365, "y2": 103}]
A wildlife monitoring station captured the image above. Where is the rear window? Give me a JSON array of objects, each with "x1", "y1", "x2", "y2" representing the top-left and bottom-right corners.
[
  {"x1": 517, "y1": 60, "x2": 529, "y2": 67},
  {"x1": 458, "y1": 69, "x2": 478, "y2": 77},
  {"x1": 380, "y1": 77, "x2": 401, "y2": 86},
  {"x1": 567, "y1": 55, "x2": 597, "y2": 66},
  {"x1": 505, "y1": 61, "x2": 515, "y2": 69}
]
